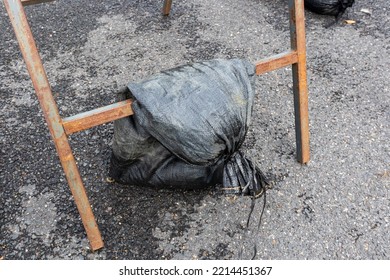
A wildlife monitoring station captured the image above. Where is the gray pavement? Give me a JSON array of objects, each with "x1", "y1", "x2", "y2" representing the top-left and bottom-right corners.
[{"x1": 0, "y1": 0, "x2": 389, "y2": 260}]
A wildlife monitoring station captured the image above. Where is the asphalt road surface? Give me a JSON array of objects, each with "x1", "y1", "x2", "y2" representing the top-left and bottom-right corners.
[{"x1": 0, "y1": 0, "x2": 389, "y2": 259}]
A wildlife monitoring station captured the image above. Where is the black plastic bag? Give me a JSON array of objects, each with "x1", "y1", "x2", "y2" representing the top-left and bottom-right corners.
[
  {"x1": 109, "y1": 59, "x2": 268, "y2": 197},
  {"x1": 304, "y1": 0, "x2": 354, "y2": 18}
]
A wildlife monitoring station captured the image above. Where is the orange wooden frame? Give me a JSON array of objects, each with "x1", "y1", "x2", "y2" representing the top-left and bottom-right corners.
[{"x1": 4, "y1": 0, "x2": 309, "y2": 251}]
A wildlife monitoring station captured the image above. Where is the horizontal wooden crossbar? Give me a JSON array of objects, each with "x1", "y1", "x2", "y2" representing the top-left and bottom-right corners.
[
  {"x1": 21, "y1": 0, "x2": 54, "y2": 5},
  {"x1": 61, "y1": 51, "x2": 300, "y2": 135},
  {"x1": 255, "y1": 51, "x2": 298, "y2": 75},
  {"x1": 62, "y1": 99, "x2": 133, "y2": 135}
]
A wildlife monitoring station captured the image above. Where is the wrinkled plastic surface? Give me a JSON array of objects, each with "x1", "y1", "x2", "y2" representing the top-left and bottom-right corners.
[
  {"x1": 129, "y1": 59, "x2": 255, "y2": 165},
  {"x1": 109, "y1": 59, "x2": 268, "y2": 197}
]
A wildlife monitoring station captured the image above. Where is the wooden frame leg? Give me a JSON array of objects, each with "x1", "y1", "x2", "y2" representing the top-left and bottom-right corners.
[
  {"x1": 4, "y1": 0, "x2": 104, "y2": 251},
  {"x1": 4, "y1": 0, "x2": 310, "y2": 252},
  {"x1": 162, "y1": 0, "x2": 172, "y2": 16},
  {"x1": 289, "y1": 0, "x2": 310, "y2": 164}
]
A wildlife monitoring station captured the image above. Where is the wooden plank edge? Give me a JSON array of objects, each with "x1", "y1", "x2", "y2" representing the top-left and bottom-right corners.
[
  {"x1": 162, "y1": 0, "x2": 172, "y2": 16},
  {"x1": 255, "y1": 51, "x2": 298, "y2": 75},
  {"x1": 62, "y1": 99, "x2": 134, "y2": 135},
  {"x1": 21, "y1": 0, "x2": 54, "y2": 6}
]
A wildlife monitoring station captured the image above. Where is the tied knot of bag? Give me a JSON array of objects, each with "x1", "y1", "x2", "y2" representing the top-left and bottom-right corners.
[{"x1": 222, "y1": 151, "x2": 269, "y2": 198}]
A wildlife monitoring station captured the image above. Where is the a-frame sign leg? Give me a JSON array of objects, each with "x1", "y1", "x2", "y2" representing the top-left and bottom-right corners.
[
  {"x1": 289, "y1": 0, "x2": 310, "y2": 164},
  {"x1": 4, "y1": 0, "x2": 104, "y2": 251}
]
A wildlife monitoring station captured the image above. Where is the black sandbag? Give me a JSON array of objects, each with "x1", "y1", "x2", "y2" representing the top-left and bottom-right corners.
[
  {"x1": 110, "y1": 143, "x2": 224, "y2": 188},
  {"x1": 109, "y1": 59, "x2": 268, "y2": 197},
  {"x1": 129, "y1": 59, "x2": 255, "y2": 165},
  {"x1": 304, "y1": 0, "x2": 354, "y2": 17}
]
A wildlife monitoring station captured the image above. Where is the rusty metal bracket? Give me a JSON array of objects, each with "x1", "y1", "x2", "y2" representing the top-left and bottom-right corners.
[{"x1": 4, "y1": 0, "x2": 309, "y2": 251}]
